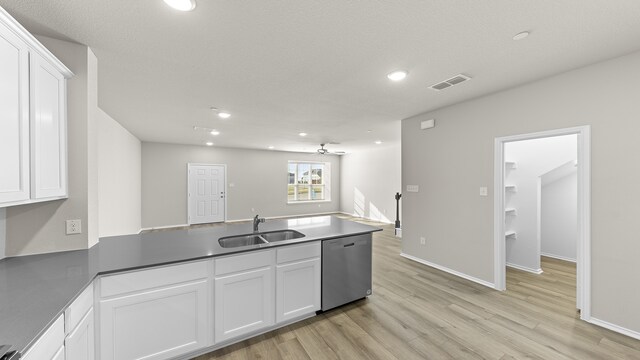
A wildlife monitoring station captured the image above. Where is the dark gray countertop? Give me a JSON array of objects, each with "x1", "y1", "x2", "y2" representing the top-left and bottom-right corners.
[{"x1": 0, "y1": 215, "x2": 380, "y2": 356}]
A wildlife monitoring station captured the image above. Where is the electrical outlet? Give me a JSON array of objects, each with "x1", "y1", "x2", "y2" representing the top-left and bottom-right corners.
[
  {"x1": 66, "y1": 219, "x2": 82, "y2": 235},
  {"x1": 420, "y1": 237, "x2": 426, "y2": 245}
]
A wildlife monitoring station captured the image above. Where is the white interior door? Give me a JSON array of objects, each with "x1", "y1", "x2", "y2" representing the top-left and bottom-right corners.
[{"x1": 188, "y1": 164, "x2": 226, "y2": 224}]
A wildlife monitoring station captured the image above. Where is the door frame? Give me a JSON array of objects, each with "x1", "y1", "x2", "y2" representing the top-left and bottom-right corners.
[
  {"x1": 187, "y1": 163, "x2": 227, "y2": 225},
  {"x1": 493, "y1": 126, "x2": 591, "y2": 320}
]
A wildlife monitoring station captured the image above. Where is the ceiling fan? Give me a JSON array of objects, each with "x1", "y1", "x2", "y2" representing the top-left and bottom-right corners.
[{"x1": 316, "y1": 143, "x2": 345, "y2": 155}]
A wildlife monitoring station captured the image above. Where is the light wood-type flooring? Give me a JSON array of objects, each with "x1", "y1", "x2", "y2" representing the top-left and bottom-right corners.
[{"x1": 190, "y1": 215, "x2": 640, "y2": 359}]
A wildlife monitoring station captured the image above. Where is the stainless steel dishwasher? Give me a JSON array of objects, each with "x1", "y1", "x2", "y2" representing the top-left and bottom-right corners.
[{"x1": 321, "y1": 233, "x2": 372, "y2": 311}]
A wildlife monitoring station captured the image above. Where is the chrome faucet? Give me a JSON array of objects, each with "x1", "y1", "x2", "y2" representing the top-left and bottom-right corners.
[{"x1": 253, "y1": 215, "x2": 265, "y2": 233}]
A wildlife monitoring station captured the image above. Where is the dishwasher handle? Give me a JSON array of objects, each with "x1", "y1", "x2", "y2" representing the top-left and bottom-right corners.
[{"x1": 343, "y1": 243, "x2": 355, "y2": 247}]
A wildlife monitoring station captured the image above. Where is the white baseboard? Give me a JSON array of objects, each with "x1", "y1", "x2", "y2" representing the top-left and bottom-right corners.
[
  {"x1": 540, "y1": 252, "x2": 576, "y2": 263},
  {"x1": 226, "y1": 212, "x2": 339, "y2": 223},
  {"x1": 506, "y1": 262, "x2": 544, "y2": 274},
  {"x1": 339, "y1": 211, "x2": 394, "y2": 224},
  {"x1": 400, "y1": 253, "x2": 495, "y2": 289},
  {"x1": 589, "y1": 317, "x2": 640, "y2": 341},
  {"x1": 139, "y1": 223, "x2": 189, "y2": 233}
]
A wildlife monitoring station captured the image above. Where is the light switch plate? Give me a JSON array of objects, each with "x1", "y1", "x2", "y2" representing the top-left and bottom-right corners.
[
  {"x1": 406, "y1": 185, "x2": 419, "y2": 192},
  {"x1": 66, "y1": 219, "x2": 82, "y2": 235},
  {"x1": 479, "y1": 187, "x2": 488, "y2": 196}
]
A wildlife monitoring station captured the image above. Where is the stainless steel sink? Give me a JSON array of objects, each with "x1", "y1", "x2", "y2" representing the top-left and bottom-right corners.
[
  {"x1": 218, "y1": 234, "x2": 267, "y2": 248},
  {"x1": 260, "y1": 230, "x2": 305, "y2": 243},
  {"x1": 218, "y1": 230, "x2": 305, "y2": 248}
]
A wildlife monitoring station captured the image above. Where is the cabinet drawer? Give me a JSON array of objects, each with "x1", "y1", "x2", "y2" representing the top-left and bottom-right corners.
[
  {"x1": 22, "y1": 315, "x2": 64, "y2": 360},
  {"x1": 215, "y1": 249, "x2": 273, "y2": 276},
  {"x1": 101, "y1": 260, "x2": 208, "y2": 298},
  {"x1": 65, "y1": 282, "x2": 93, "y2": 334},
  {"x1": 277, "y1": 242, "x2": 320, "y2": 264}
]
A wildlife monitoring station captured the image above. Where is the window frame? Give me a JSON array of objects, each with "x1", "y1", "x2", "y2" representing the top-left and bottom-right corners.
[{"x1": 287, "y1": 161, "x2": 330, "y2": 204}]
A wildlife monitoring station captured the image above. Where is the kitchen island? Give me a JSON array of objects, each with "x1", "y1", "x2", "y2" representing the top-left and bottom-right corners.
[{"x1": 0, "y1": 215, "x2": 380, "y2": 359}]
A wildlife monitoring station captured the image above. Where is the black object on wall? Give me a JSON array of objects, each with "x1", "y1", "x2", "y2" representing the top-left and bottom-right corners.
[{"x1": 394, "y1": 192, "x2": 402, "y2": 229}]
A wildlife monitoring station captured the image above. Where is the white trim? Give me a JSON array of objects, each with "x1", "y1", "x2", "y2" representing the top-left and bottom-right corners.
[
  {"x1": 139, "y1": 224, "x2": 190, "y2": 233},
  {"x1": 0, "y1": 7, "x2": 73, "y2": 78},
  {"x1": 589, "y1": 318, "x2": 640, "y2": 341},
  {"x1": 187, "y1": 163, "x2": 227, "y2": 225},
  {"x1": 494, "y1": 125, "x2": 591, "y2": 320},
  {"x1": 506, "y1": 262, "x2": 543, "y2": 274},
  {"x1": 0, "y1": 195, "x2": 67, "y2": 209},
  {"x1": 287, "y1": 200, "x2": 332, "y2": 205},
  {"x1": 226, "y1": 212, "x2": 339, "y2": 223},
  {"x1": 400, "y1": 253, "x2": 495, "y2": 289},
  {"x1": 339, "y1": 211, "x2": 394, "y2": 225},
  {"x1": 540, "y1": 252, "x2": 576, "y2": 263}
]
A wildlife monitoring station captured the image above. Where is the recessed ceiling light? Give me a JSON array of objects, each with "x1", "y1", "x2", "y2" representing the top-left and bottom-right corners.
[
  {"x1": 163, "y1": 0, "x2": 196, "y2": 11},
  {"x1": 218, "y1": 112, "x2": 231, "y2": 119},
  {"x1": 387, "y1": 70, "x2": 408, "y2": 81},
  {"x1": 268, "y1": 146, "x2": 275, "y2": 150},
  {"x1": 205, "y1": 141, "x2": 213, "y2": 146},
  {"x1": 375, "y1": 140, "x2": 383, "y2": 145},
  {"x1": 299, "y1": 132, "x2": 307, "y2": 137},
  {"x1": 513, "y1": 31, "x2": 530, "y2": 40},
  {"x1": 210, "y1": 130, "x2": 220, "y2": 135}
]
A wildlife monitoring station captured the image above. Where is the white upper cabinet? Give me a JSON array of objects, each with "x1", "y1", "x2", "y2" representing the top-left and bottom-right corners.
[
  {"x1": 0, "y1": 20, "x2": 30, "y2": 204},
  {"x1": 30, "y1": 52, "x2": 67, "y2": 199},
  {"x1": 0, "y1": 6, "x2": 72, "y2": 207}
]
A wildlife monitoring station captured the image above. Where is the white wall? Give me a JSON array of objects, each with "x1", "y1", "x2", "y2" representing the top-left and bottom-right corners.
[
  {"x1": 541, "y1": 168, "x2": 577, "y2": 262},
  {"x1": 98, "y1": 108, "x2": 142, "y2": 237},
  {"x1": 6, "y1": 36, "x2": 99, "y2": 255},
  {"x1": 340, "y1": 143, "x2": 401, "y2": 223},
  {"x1": 402, "y1": 49, "x2": 640, "y2": 334},
  {"x1": 504, "y1": 135, "x2": 577, "y2": 272},
  {"x1": 0, "y1": 208, "x2": 5, "y2": 259},
  {"x1": 142, "y1": 142, "x2": 341, "y2": 228}
]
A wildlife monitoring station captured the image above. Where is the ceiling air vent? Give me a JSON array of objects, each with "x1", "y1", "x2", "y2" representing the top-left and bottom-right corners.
[{"x1": 429, "y1": 74, "x2": 471, "y2": 91}]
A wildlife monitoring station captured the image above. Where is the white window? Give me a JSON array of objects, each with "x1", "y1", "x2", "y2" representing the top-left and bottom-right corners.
[{"x1": 288, "y1": 161, "x2": 330, "y2": 203}]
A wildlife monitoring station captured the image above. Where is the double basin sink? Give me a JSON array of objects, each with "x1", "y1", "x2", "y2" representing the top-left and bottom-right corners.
[{"x1": 218, "y1": 230, "x2": 305, "y2": 248}]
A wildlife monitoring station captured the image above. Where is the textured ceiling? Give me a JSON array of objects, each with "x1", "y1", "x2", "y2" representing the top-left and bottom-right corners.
[{"x1": 2, "y1": 1, "x2": 640, "y2": 153}]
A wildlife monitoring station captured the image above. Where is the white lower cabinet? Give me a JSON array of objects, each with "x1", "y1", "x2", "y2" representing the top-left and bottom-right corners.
[
  {"x1": 276, "y1": 258, "x2": 321, "y2": 323},
  {"x1": 98, "y1": 261, "x2": 211, "y2": 360},
  {"x1": 52, "y1": 346, "x2": 65, "y2": 360},
  {"x1": 214, "y1": 250, "x2": 274, "y2": 343},
  {"x1": 65, "y1": 308, "x2": 94, "y2": 360},
  {"x1": 275, "y1": 242, "x2": 321, "y2": 323},
  {"x1": 65, "y1": 283, "x2": 95, "y2": 360},
  {"x1": 21, "y1": 315, "x2": 65, "y2": 360}
]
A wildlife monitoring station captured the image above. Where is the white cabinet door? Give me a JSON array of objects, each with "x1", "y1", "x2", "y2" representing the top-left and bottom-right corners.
[
  {"x1": 214, "y1": 267, "x2": 274, "y2": 343},
  {"x1": 21, "y1": 315, "x2": 65, "y2": 360},
  {"x1": 65, "y1": 308, "x2": 94, "y2": 360},
  {"x1": 30, "y1": 51, "x2": 67, "y2": 199},
  {"x1": 99, "y1": 280, "x2": 209, "y2": 360},
  {"x1": 276, "y1": 258, "x2": 321, "y2": 323},
  {"x1": 0, "y1": 22, "x2": 30, "y2": 204},
  {"x1": 51, "y1": 346, "x2": 65, "y2": 360}
]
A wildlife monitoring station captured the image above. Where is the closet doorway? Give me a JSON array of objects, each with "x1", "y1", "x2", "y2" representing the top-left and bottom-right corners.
[{"x1": 493, "y1": 126, "x2": 591, "y2": 320}]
